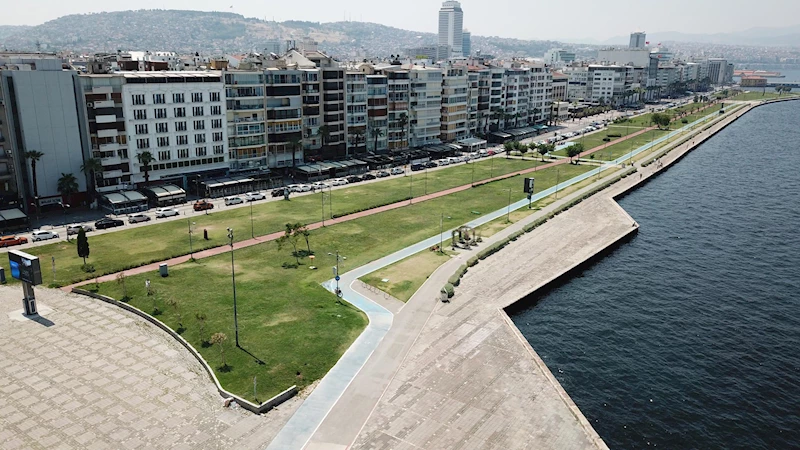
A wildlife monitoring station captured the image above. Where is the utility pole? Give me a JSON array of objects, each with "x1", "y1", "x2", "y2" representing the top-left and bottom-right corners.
[{"x1": 227, "y1": 228, "x2": 239, "y2": 347}]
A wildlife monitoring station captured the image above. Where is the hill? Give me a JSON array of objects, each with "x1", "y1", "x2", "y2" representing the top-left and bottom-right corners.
[{"x1": 0, "y1": 9, "x2": 569, "y2": 59}]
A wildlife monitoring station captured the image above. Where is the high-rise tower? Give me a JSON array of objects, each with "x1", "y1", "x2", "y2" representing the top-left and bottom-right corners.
[
  {"x1": 438, "y1": 1, "x2": 464, "y2": 58},
  {"x1": 629, "y1": 31, "x2": 646, "y2": 49}
]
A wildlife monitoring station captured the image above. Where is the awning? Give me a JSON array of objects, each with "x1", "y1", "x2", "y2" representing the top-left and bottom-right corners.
[
  {"x1": 490, "y1": 131, "x2": 512, "y2": 139},
  {"x1": 534, "y1": 125, "x2": 549, "y2": 130},
  {"x1": 143, "y1": 184, "x2": 186, "y2": 198},
  {"x1": 0, "y1": 208, "x2": 27, "y2": 221},
  {"x1": 458, "y1": 137, "x2": 487, "y2": 146}
]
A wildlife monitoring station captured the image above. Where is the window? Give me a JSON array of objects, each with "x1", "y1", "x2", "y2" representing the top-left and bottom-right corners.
[
  {"x1": 177, "y1": 135, "x2": 188, "y2": 145},
  {"x1": 132, "y1": 94, "x2": 145, "y2": 105},
  {"x1": 211, "y1": 105, "x2": 222, "y2": 115},
  {"x1": 192, "y1": 93, "x2": 204, "y2": 102},
  {"x1": 213, "y1": 144, "x2": 224, "y2": 155},
  {"x1": 135, "y1": 124, "x2": 148, "y2": 135},
  {"x1": 192, "y1": 106, "x2": 204, "y2": 116},
  {"x1": 153, "y1": 94, "x2": 165, "y2": 104},
  {"x1": 173, "y1": 93, "x2": 185, "y2": 103},
  {"x1": 157, "y1": 137, "x2": 170, "y2": 147},
  {"x1": 174, "y1": 107, "x2": 186, "y2": 117},
  {"x1": 134, "y1": 109, "x2": 147, "y2": 120},
  {"x1": 212, "y1": 118, "x2": 222, "y2": 129},
  {"x1": 178, "y1": 148, "x2": 189, "y2": 159},
  {"x1": 212, "y1": 132, "x2": 223, "y2": 142},
  {"x1": 158, "y1": 150, "x2": 170, "y2": 161},
  {"x1": 175, "y1": 121, "x2": 187, "y2": 132},
  {"x1": 195, "y1": 147, "x2": 207, "y2": 157},
  {"x1": 154, "y1": 108, "x2": 167, "y2": 119},
  {"x1": 193, "y1": 120, "x2": 205, "y2": 130},
  {"x1": 210, "y1": 92, "x2": 220, "y2": 102},
  {"x1": 156, "y1": 122, "x2": 168, "y2": 133},
  {"x1": 136, "y1": 138, "x2": 150, "y2": 149},
  {"x1": 195, "y1": 133, "x2": 206, "y2": 144}
]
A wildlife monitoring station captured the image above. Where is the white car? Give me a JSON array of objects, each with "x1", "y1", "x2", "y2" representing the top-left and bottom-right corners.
[
  {"x1": 32, "y1": 230, "x2": 59, "y2": 241},
  {"x1": 299, "y1": 185, "x2": 313, "y2": 192},
  {"x1": 391, "y1": 167, "x2": 405, "y2": 175},
  {"x1": 311, "y1": 182, "x2": 330, "y2": 190},
  {"x1": 66, "y1": 223, "x2": 93, "y2": 235},
  {"x1": 128, "y1": 213, "x2": 151, "y2": 224},
  {"x1": 224, "y1": 196, "x2": 245, "y2": 206},
  {"x1": 155, "y1": 208, "x2": 180, "y2": 218},
  {"x1": 244, "y1": 192, "x2": 266, "y2": 201},
  {"x1": 286, "y1": 184, "x2": 303, "y2": 193}
]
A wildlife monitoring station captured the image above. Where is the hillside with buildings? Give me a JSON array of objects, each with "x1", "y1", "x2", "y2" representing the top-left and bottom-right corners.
[{"x1": 0, "y1": 10, "x2": 569, "y2": 59}]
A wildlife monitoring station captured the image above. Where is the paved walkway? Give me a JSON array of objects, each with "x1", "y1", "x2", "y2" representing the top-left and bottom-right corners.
[{"x1": 0, "y1": 285, "x2": 299, "y2": 450}]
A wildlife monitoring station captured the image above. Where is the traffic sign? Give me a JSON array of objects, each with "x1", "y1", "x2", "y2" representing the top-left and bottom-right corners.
[{"x1": 335, "y1": 275, "x2": 340, "y2": 281}]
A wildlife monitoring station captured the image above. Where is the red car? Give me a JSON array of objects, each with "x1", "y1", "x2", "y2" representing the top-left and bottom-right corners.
[
  {"x1": 0, "y1": 235, "x2": 28, "y2": 247},
  {"x1": 193, "y1": 200, "x2": 214, "y2": 212}
]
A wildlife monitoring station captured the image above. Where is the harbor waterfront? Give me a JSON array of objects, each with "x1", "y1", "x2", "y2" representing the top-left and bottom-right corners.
[{"x1": 511, "y1": 99, "x2": 800, "y2": 449}]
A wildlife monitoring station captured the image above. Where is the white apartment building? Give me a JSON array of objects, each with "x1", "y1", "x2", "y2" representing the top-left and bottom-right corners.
[
  {"x1": 502, "y1": 67, "x2": 531, "y2": 128},
  {"x1": 366, "y1": 74, "x2": 389, "y2": 153},
  {"x1": 409, "y1": 66, "x2": 442, "y2": 147},
  {"x1": 438, "y1": 1, "x2": 464, "y2": 58},
  {"x1": 380, "y1": 66, "x2": 411, "y2": 150},
  {"x1": 440, "y1": 66, "x2": 469, "y2": 142},
  {"x1": 346, "y1": 71, "x2": 368, "y2": 155},
  {"x1": 563, "y1": 66, "x2": 589, "y2": 101},
  {"x1": 588, "y1": 65, "x2": 635, "y2": 105},
  {"x1": 528, "y1": 63, "x2": 552, "y2": 124},
  {"x1": 83, "y1": 71, "x2": 228, "y2": 192},
  {"x1": 543, "y1": 48, "x2": 577, "y2": 66}
]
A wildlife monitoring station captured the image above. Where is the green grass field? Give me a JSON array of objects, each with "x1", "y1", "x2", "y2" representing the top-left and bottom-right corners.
[
  {"x1": 731, "y1": 91, "x2": 800, "y2": 101},
  {"x1": 6, "y1": 157, "x2": 544, "y2": 287},
  {"x1": 92, "y1": 162, "x2": 593, "y2": 401}
]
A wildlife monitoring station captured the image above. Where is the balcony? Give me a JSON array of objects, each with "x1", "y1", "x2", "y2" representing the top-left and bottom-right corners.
[
  {"x1": 97, "y1": 129, "x2": 118, "y2": 138},
  {"x1": 102, "y1": 169, "x2": 123, "y2": 179},
  {"x1": 96, "y1": 115, "x2": 118, "y2": 124},
  {"x1": 99, "y1": 142, "x2": 120, "y2": 152},
  {"x1": 92, "y1": 86, "x2": 112, "y2": 95},
  {"x1": 101, "y1": 155, "x2": 122, "y2": 166},
  {"x1": 233, "y1": 116, "x2": 264, "y2": 123},
  {"x1": 93, "y1": 100, "x2": 114, "y2": 109}
]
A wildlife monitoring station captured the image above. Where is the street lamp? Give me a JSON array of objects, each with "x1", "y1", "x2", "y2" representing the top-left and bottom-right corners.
[
  {"x1": 502, "y1": 188, "x2": 513, "y2": 222},
  {"x1": 409, "y1": 169, "x2": 413, "y2": 204},
  {"x1": 424, "y1": 166, "x2": 428, "y2": 195},
  {"x1": 330, "y1": 251, "x2": 346, "y2": 300},
  {"x1": 188, "y1": 220, "x2": 196, "y2": 259},
  {"x1": 59, "y1": 202, "x2": 70, "y2": 241},
  {"x1": 227, "y1": 227, "x2": 240, "y2": 347}
]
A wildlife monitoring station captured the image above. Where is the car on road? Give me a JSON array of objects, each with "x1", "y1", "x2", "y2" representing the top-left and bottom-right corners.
[
  {"x1": 155, "y1": 208, "x2": 180, "y2": 218},
  {"x1": 224, "y1": 196, "x2": 245, "y2": 206},
  {"x1": 244, "y1": 192, "x2": 266, "y2": 201},
  {"x1": 437, "y1": 159, "x2": 450, "y2": 166},
  {"x1": 0, "y1": 235, "x2": 28, "y2": 247},
  {"x1": 411, "y1": 163, "x2": 425, "y2": 171},
  {"x1": 362, "y1": 173, "x2": 377, "y2": 181},
  {"x1": 311, "y1": 182, "x2": 330, "y2": 190},
  {"x1": 328, "y1": 178, "x2": 346, "y2": 186},
  {"x1": 391, "y1": 167, "x2": 405, "y2": 175},
  {"x1": 271, "y1": 188, "x2": 287, "y2": 198},
  {"x1": 128, "y1": 213, "x2": 151, "y2": 224},
  {"x1": 376, "y1": 170, "x2": 390, "y2": 178},
  {"x1": 32, "y1": 230, "x2": 60, "y2": 241},
  {"x1": 193, "y1": 200, "x2": 214, "y2": 211},
  {"x1": 66, "y1": 224, "x2": 93, "y2": 235},
  {"x1": 95, "y1": 217, "x2": 125, "y2": 229},
  {"x1": 346, "y1": 175, "x2": 363, "y2": 183}
]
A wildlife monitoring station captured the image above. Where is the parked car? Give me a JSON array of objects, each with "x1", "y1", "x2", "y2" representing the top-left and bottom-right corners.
[
  {"x1": 0, "y1": 235, "x2": 28, "y2": 247},
  {"x1": 437, "y1": 159, "x2": 450, "y2": 166},
  {"x1": 391, "y1": 167, "x2": 405, "y2": 175},
  {"x1": 376, "y1": 170, "x2": 390, "y2": 178},
  {"x1": 66, "y1": 223, "x2": 93, "y2": 235},
  {"x1": 224, "y1": 196, "x2": 244, "y2": 206},
  {"x1": 286, "y1": 184, "x2": 303, "y2": 193},
  {"x1": 486, "y1": 149, "x2": 496, "y2": 156},
  {"x1": 155, "y1": 208, "x2": 180, "y2": 218},
  {"x1": 128, "y1": 213, "x2": 151, "y2": 224},
  {"x1": 31, "y1": 230, "x2": 59, "y2": 241},
  {"x1": 244, "y1": 192, "x2": 266, "y2": 201},
  {"x1": 311, "y1": 182, "x2": 329, "y2": 190},
  {"x1": 362, "y1": 173, "x2": 377, "y2": 181},
  {"x1": 193, "y1": 200, "x2": 214, "y2": 211},
  {"x1": 411, "y1": 163, "x2": 425, "y2": 171},
  {"x1": 346, "y1": 175, "x2": 363, "y2": 183},
  {"x1": 271, "y1": 188, "x2": 287, "y2": 198},
  {"x1": 425, "y1": 161, "x2": 438, "y2": 168},
  {"x1": 298, "y1": 184, "x2": 313, "y2": 192},
  {"x1": 329, "y1": 178, "x2": 347, "y2": 186},
  {"x1": 95, "y1": 217, "x2": 125, "y2": 230}
]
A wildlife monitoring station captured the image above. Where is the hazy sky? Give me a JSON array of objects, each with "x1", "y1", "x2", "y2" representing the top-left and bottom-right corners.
[{"x1": 4, "y1": 0, "x2": 800, "y2": 42}]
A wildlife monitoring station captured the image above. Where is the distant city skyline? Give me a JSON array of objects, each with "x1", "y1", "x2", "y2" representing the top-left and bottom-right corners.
[{"x1": 3, "y1": 0, "x2": 800, "y2": 43}]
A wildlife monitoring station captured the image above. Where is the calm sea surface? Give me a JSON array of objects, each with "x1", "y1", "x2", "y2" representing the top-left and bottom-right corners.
[{"x1": 510, "y1": 100, "x2": 800, "y2": 449}]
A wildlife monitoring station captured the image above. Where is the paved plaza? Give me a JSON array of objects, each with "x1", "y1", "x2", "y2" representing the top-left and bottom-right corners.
[{"x1": 0, "y1": 285, "x2": 296, "y2": 449}]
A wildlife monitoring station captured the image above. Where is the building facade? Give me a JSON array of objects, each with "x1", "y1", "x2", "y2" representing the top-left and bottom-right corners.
[{"x1": 438, "y1": 1, "x2": 464, "y2": 58}]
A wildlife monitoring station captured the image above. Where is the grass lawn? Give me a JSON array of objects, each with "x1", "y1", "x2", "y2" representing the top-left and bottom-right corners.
[
  {"x1": 731, "y1": 91, "x2": 800, "y2": 101},
  {"x1": 91, "y1": 162, "x2": 593, "y2": 401},
  {"x1": 10, "y1": 157, "x2": 543, "y2": 287},
  {"x1": 360, "y1": 250, "x2": 453, "y2": 302}
]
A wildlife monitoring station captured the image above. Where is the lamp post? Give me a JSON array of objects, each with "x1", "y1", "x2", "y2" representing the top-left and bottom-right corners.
[
  {"x1": 439, "y1": 212, "x2": 444, "y2": 253},
  {"x1": 424, "y1": 166, "x2": 428, "y2": 195},
  {"x1": 504, "y1": 188, "x2": 512, "y2": 223},
  {"x1": 59, "y1": 202, "x2": 70, "y2": 241},
  {"x1": 249, "y1": 200, "x2": 254, "y2": 239},
  {"x1": 227, "y1": 227, "x2": 240, "y2": 347},
  {"x1": 321, "y1": 188, "x2": 326, "y2": 227},
  {"x1": 555, "y1": 168, "x2": 560, "y2": 200},
  {"x1": 409, "y1": 169, "x2": 413, "y2": 204},
  {"x1": 470, "y1": 159, "x2": 475, "y2": 186},
  {"x1": 330, "y1": 251, "x2": 345, "y2": 299},
  {"x1": 188, "y1": 220, "x2": 196, "y2": 259}
]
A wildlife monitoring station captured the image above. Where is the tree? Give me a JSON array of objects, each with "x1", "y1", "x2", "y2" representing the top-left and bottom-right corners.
[
  {"x1": 651, "y1": 113, "x2": 670, "y2": 129},
  {"x1": 210, "y1": 332, "x2": 228, "y2": 368},
  {"x1": 352, "y1": 129, "x2": 366, "y2": 155},
  {"x1": 57, "y1": 173, "x2": 79, "y2": 205},
  {"x1": 371, "y1": 127, "x2": 385, "y2": 153},
  {"x1": 195, "y1": 313, "x2": 208, "y2": 343},
  {"x1": 536, "y1": 143, "x2": 550, "y2": 161},
  {"x1": 299, "y1": 224, "x2": 312, "y2": 255},
  {"x1": 80, "y1": 157, "x2": 103, "y2": 201},
  {"x1": 116, "y1": 271, "x2": 128, "y2": 300},
  {"x1": 566, "y1": 142, "x2": 584, "y2": 164},
  {"x1": 503, "y1": 141, "x2": 514, "y2": 159},
  {"x1": 136, "y1": 151, "x2": 155, "y2": 186},
  {"x1": 318, "y1": 125, "x2": 330, "y2": 147},
  {"x1": 397, "y1": 113, "x2": 409, "y2": 147},
  {"x1": 276, "y1": 222, "x2": 306, "y2": 264},
  {"x1": 24, "y1": 150, "x2": 44, "y2": 202},
  {"x1": 518, "y1": 142, "x2": 528, "y2": 159},
  {"x1": 77, "y1": 227, "x2": 90, "y2": 265},
  {"x1": 288, "y1": 137, "x2": 302, "y2": 168}
]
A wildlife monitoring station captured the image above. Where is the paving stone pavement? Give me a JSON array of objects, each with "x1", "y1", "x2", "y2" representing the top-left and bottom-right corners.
[{"x1": 0, "y1": 285, "x2": 298, "y2": 449}]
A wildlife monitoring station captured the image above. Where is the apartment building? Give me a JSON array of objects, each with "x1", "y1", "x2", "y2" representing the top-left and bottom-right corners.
[
  {"x1": 380, "y1": 66, "x2": 410, "y2": 150},
  {"x1": 300, "y1": 69, "x2": 322, "y2": 160},
  {"x1": 1, "y1": 53, "x2": 91, "y2": 210},
  {"x1": 563, "y1": 66, "x2": 589, "y2": 101},
  {"x1": 306, "y1": 52, "x2": 347, "y2": 160},
  {"x1": 408, "y1": 66, "x2": 443, "y2": 147},
  {"x1": 551, "y1": 71, "x2": 568, "y2": 101},
  {"x1": 224, "y1": 70, "x2": 267, "y2": 172},
  {"x1": 440, "y1": 66, "x2": 469, "y2": 142},
  {"x1": 366, "y1": 74, "x2": 389, "y2": 153},
  {"x1": 488, "y1": 67, "x2": 504, "y2": 130},
  {"x1": 502, "y1": 66, "x2": 531, "y2": 129},
  {"x1": 345, "y1": 71, "x2": 368, "y2": 155},
  {"x1": 528, "y1": 63, "x2": 553, "y2": 124},
  {"x1": 588, "y1": 65, "x2": 635, "y2": 105}
]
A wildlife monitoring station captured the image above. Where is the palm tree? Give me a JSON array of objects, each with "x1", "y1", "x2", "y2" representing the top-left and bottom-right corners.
[
  {"x1": 80, "y1": 157, "x2": 103, "y2": 201},
  {"x1": 397, "y1": 113, "x2": 409, "y2": 148},
  {"x1": 371, "y1": 127, "x2": 385, "y2": 153},
  {"x1": 136, "y1": 151, "x2": 155, "y2": 186},
  {"x1": 24, "y1": 150, "x2": 44, "y2": 202},
  {"x1": 57, "y1": 173, "x2": 79, "y2": 205},
  {"x1": 318, "y1": 125, "x2": 330, "y2": 148},
  {"x1": 288, "y1": 137, "x2": 302, "y2": 168}
]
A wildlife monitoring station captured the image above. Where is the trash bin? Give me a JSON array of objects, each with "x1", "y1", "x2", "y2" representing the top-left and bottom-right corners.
[
  {"x1": 0, "y1": 267, "x2": 5, "y2": 284},
  {"x1": 159, "y1": 263, "x2": 168, "y2": 277}
]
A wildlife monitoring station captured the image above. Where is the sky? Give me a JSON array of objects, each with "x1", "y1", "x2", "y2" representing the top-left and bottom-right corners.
[{"x1": 4, "y1": 0, "x2": 800, "y2": 42}]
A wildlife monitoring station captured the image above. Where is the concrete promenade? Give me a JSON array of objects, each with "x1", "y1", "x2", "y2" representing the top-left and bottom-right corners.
[{"x1": 304, "y1": 101, "x2": 756, "y2": 449}]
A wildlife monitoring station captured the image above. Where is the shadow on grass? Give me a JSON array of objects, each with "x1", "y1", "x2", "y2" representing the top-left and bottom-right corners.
[
  {"x1": 218, "y1": 364, "x2": 233, "y2": 373},
  {"x1": 238, "y1": 345, "x2": 266, "y2": 366}
]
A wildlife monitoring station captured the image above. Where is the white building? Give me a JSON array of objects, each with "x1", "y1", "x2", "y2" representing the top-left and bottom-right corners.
[
  {"x1": 629, "y1": 32, "x2": 647, "y2": 49},
  {"x1": 588, "y1": 65, "x2": 636, "y2": 105},
  {"x1": 440, "y1": 65, "x2": 469, "y2": 142},
  {"x1": 543, "y1": 48, "x2": 576, "y2": 66},
  {"x1": 438, "y1": 1, "x2": 464, "y2": 58},
  {"x1": 597, "y1": 48, "x2": 652, "y2": 68},
  {"x1": 409, "y1": 66, "x2": 442, "y2": 147},
  {"x1": 563, "y1": 66, "x2": 589, "y2": 101}
]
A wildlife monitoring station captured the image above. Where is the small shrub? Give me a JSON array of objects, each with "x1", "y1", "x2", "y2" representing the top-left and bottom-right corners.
[
  {"x1": 81, "y1": 263, "x2": 96, "y2": 273},
  {"x1": 681, "y1": 118, "x2": 689, "y2": 124},
  {"x1": 282, "y1": 261, "x2": 299, "y2": 269},
  {"x1": 441, "y1": 283, "x2": 455, "y2": 298},
  {"x1": 602, "y1": 137, "x2": 611, "y2": 142},
  {"x1": 607, "y1": 132, "x2": 622, "y2": 138}
]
